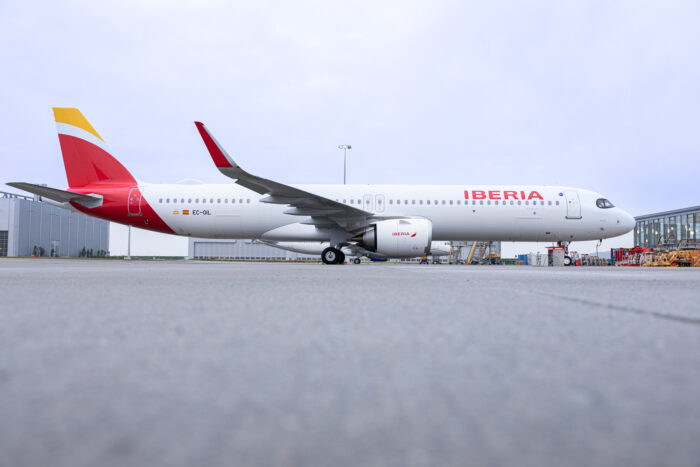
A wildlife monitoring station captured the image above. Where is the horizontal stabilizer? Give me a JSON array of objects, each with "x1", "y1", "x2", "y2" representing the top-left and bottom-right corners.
[{"x1": 6, "y1": 182, "x2": 103, "y2": 208}]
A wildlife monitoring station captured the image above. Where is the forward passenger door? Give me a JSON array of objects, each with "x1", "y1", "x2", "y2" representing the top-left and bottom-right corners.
[{"x1": 564, "y1": 190, "x2": 582, "y2": 219}]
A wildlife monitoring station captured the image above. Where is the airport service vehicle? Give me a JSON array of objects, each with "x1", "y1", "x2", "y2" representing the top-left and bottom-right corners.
[{"x1": 8, "y1": 108, "x2": 636, "y2": 264}]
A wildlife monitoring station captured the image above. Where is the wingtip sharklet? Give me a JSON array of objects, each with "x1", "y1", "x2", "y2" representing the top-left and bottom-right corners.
[{"x1": 194, "y1": 121, "x2": 236, "y2": 170}]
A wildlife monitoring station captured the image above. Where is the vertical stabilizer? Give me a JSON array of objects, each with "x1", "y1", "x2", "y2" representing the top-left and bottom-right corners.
[{"x1": 53, "y1": 108, "x2": 136, "y2": 188}]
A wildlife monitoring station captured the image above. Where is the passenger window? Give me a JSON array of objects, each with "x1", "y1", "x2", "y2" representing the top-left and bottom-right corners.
[
  {"x1": 195, "y1": 198, "x2": 199, "y2": 203},
  {"x1": 548, "y1": 201, "x2": 552, "y2": 206},
  {"x1": 166, "y1": 198, "x2": 170, "y2": 203},
  {"x1": 449, "y1": 200, "x2": 453, "y2": 205},
  {"x1": 224, "y1": 199, "x2": 228, "y2": 203},
  {"x1": 556, "y1": 201, "x2": 559, "y2": 206},
  {"x1": 389, "y1": 200, "x2": 393, "y2": 205},
  {"x1": 419, "y1": 200, "x2": 423, "y2": 205},
  {"x1": 480, "y1": 200, "x2": 484, "y2": 205},
  {"x1": 239, "y1": 199, "x2": 243, "y2": 204},
  {"x1": 247, "y1": 199, "x2": 250, "y2": 203},
  {"x1": 510, "y1": 200, "x2": 514, "y2": 205},
  {"x1": 350, "y1": 199, "x2": 354, "y2": 204},
  {"x1": 494, "y1": 200, "x2": 498, "y2": 205},
  {"x1": 487, "y1": 200, "x2": 491, "y2": 205},
  {"x1": 217, "y1": 199, "x2": 221, "y2": 203},
  {"x1": 159, "y1": 198, "x2": 163, "y2": 203},
  {"x1": 457, "y1": 200, "x2": 461, "y2": 205},
  {"x1": 343, "y1": 199, "x2": 346, "y2": 203},
  {"x1": 412, "y1": 200, "x2": 416, "y2": 205},
  {"x1": 517, "y1": 200, "x2": 521, "y2": 205},
  {"x1": 525, "y1": 201, "x2": 529, "y2": 205},
  {"x1": 426, "y1": 200, "x2": 430, "y2": 205}
]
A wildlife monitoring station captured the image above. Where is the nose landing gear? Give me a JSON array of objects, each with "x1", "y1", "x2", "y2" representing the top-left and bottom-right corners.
[{"x1": 558, "y1": 241, "x2": 573, "y2": 266}]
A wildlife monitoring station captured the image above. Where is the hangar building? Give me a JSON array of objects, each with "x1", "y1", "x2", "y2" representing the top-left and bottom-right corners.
[
  {"x1": 0, "y1": 190, "x2": 109, "y2": 257},
  {"x1": 188, "y1": 237, "x2": 501, "y2": 263},
  {"x1": 634, "y1": 206, "x2": 700, "y2": 250}
]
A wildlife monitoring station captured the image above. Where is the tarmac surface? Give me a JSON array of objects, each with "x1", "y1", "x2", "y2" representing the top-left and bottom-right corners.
[{"x1": 1, "y1": 258, "x2": 699, "y2": 467}]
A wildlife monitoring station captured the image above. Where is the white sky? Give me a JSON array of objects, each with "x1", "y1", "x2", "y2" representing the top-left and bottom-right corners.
[{"x1": 2, "y1": 1, "x2": 699, "y2": 257}]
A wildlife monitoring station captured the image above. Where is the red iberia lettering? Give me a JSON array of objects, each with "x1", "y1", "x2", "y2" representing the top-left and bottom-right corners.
[{"x1": 462, "y1": 189, "x2": 546, "y2": 201}]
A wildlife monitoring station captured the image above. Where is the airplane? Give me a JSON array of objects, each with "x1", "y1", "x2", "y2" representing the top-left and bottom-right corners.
[
  {"x1": 8, "y1": 108, "x2": 636, "y2": 265},
  {"x1": 257, "y1": 240, "x2": 452, "y2": 263}
]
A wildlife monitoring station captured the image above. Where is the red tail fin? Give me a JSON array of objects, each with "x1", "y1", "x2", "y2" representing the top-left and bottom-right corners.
[{"x1": 53, "y1": 108, "x2": 136, "y2": 188}]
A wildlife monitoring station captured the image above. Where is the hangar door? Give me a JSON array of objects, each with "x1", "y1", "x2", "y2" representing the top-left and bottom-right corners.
[{"x1": 193, "y1": 241, "x2": 237, "y2": 258}]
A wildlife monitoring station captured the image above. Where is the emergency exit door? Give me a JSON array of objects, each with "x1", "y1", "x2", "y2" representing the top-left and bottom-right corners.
[
  {"x1": 375, "y1": 194, "x2": 385, "y2": 213},
  {"x1": 564, "y1": 190, "x2": 581, "y2": 219},
  {"x1": 363, "y1": 194, "x2": 373, "y2": 212},
  {"x1": 128, "y1": 187, "x2": 142, "y2": 216}
]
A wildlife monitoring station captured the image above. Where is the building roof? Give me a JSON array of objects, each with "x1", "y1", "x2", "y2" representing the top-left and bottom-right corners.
[{"x1": 635, "y1": 206, "x2": 700, "y2": 221}]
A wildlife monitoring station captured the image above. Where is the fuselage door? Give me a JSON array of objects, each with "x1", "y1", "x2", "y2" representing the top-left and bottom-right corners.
[
  {"x1": 363, "y1": 194, "x2": 373, "y2": 212},
  {"x1": 564, "y1": 190, "x2": 582, "y2": 219},
  {"x1": 375, "y1": 194, "x2": 385, "y2": 213},
  {"x1": 128, "y1": 187, "x2": 142, "y2": 216}
]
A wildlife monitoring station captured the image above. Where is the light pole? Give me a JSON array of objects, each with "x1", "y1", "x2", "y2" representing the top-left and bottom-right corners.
[
  {"x1": 127, "y1": 225, "x2": 131, "y2": 260},
  {"x1": 338, "y1": 144, "x2": 351, "y2": 184}
]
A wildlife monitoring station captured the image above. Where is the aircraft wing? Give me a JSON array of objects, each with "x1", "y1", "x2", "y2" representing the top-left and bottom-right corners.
[
  {"x1": 6, "y1": 182, "x2": 103, "y2": 208},
  {"x1": 194, "y1": 122, "x2": 373, "y2": 230}
]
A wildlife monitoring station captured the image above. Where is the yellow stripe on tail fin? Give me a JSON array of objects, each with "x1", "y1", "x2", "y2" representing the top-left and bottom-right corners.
[{"x1": 53, "y1": 107, "x2": 104, "y2": 141}]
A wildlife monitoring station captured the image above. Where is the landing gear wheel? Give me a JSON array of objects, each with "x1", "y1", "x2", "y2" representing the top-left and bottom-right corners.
[
  {"x1": 354, "y1": 257, "x2": 361, "y2": 264},
  {"x1": 564, "y1": 255, "x2": 572, "y2": 266},
  {"x1": 338, "y1": 252, "x2": 345, "y2": 264},
  {"x1": 322, "y1": 247, "x2": 342, "y2": 265}
]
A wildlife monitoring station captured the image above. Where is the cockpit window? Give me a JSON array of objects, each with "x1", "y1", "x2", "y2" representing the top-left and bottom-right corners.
[{"x1": 596, "y1": 198, "x2": 614, "y2": 209}]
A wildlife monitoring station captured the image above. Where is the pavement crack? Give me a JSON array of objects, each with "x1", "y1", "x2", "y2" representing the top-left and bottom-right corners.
[{"x1": 534, "y1": 291, "x2": 700, "y2": 326}]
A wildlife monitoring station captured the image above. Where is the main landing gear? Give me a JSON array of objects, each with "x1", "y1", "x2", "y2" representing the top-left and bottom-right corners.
[{"x1": 322, "y1": 247, "x2": 345, "y2": 265}]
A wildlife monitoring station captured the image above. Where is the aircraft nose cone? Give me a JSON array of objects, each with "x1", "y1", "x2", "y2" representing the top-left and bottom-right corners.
[{"x1": 621, "y1": 211, "x2": 635, "y2": 233}]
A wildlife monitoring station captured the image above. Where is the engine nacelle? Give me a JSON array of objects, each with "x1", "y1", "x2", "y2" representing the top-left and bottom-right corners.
[{"x1": 353, "y1": 218, "x2": 433, "y2": 258}]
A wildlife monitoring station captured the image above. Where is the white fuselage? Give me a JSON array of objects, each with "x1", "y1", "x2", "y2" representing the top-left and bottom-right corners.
[{"x1": 143, "y1": 183, "x2": 635, "y2": 242}]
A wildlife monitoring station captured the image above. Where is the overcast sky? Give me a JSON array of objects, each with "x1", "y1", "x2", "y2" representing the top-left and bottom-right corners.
[{"x1": 2, "y1": 1, "x2": 699, "y2": 257}]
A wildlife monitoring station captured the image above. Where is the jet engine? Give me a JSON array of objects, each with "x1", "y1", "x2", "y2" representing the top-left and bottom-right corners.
[{"x1": 352, "y1": 218, "x2": 433, "y2": 258}]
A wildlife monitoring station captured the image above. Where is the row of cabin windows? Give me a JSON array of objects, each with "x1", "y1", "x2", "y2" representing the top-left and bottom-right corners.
[
  {"x1": 159, "y1": 198, "x2": 251, "y2": 204},
  {"x1": 383, "y1": 199, "x2": 558, "y2": 206},
  {"x1": 159, "y1": 197, "x2": 559, "y2": 207},
  {"x1": 334, "y1": 199, "x2": 559, "y2": 207}
]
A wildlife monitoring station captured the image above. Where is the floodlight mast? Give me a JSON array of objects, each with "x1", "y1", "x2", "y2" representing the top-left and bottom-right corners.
[{"x1": 338, "y1": 144, "x2": 352, "y2": 184}]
